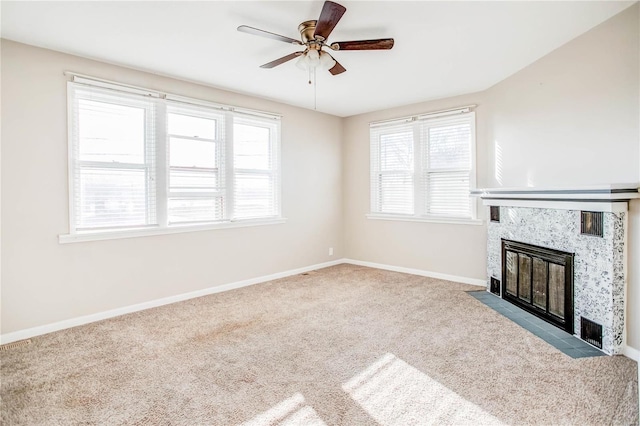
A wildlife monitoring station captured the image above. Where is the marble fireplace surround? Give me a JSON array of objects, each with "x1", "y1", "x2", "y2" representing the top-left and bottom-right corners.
[{"x1": 472, "y1": 184, "x2": 640, "y2": 355}]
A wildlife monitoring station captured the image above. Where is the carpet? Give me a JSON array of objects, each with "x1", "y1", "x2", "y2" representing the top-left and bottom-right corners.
[{"x1": 1, "y1": 264, "x2": 638, "y2": 425}]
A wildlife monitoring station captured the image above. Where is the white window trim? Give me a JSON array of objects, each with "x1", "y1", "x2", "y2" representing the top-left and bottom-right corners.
[
  {"x1": 369, "y1": 108, "x2": 478, "y2": 223},
  {"x1": 59, "y1": 218, "x2": 288, "y2": 244},
  {"x1": 366, "y1": 213, "x2": 483, "y2": 226},
  {"x1": 60, "y1": 74, "x2": 284, "y2": 243}
]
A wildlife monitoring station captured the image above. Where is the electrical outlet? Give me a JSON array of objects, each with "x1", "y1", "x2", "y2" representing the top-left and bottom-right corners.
[{"x1": 329, "y1": 247, "x2": 334, "y2": 256}]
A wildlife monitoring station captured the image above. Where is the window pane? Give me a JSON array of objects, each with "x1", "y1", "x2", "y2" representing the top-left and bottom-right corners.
[
  {"x1": 379, "y1": 173, "x2": 414, "y2": 214},
  {"x1": 168, "y1": 197, "x2": 223, "y2": 223},
  {"x1": 78, "y1": 99, "x2": 145, "y2": 164},
  {"x1": 170, "y1": 169, "x2": 218, "y2": 192},
  {"x1": 426, "y1": 171, "x2": 470, "y2": 217},
  {"x1": 427, "y1": 123, "x2": 471, "y2": 169},
  {"x1": 380, "y1": 132, "x2": 413, "y2": 171},
  {"x1": 234, "y1": 173, "x2": 276, "y2": 219},
  {"x1": 168, "y1": 113, "x2": 216, "y2": 139},
  {"x1": 234, "y1": 123, "x2": 271, "y2": 170},
  {"x1": 78, "y1": 167, "x2": 148, "y2": 229},
  {"x1": 169, "y1": 137, "x2": 217, "y2": 168}
]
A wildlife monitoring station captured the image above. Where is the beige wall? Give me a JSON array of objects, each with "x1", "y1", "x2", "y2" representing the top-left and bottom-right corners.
[
  {"x1": 484, "y1": 3, "x2": 639, "y2": 188},
  {"x1": 1, "y1": 40, "x2": 344, "y2": 334},
  {"x1": 342, "y1": 92, "x2": 489, "y2": 281},
  {"x1": 343, "y1": 5, "x2": 640, "y2": 348}
]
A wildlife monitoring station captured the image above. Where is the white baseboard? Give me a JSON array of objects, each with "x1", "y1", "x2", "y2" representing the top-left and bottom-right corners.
[
  {"x1": 343, "y1": 258, "x2": 487, "y2": 287},
  {"x1": 0, "y1": 258, "x2": 505, "y2": 345},
  {"x1": 0, "y1": 259, "x2": 345, "y2": 345},
  {"x1": 4, "y1": 258, "x2": 634, "y2": 360},
  {"x1": 623, "y1": 345, "x2": 639, "y2": 362}
]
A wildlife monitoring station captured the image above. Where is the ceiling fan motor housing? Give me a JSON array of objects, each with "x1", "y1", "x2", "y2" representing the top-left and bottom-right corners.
[{"x1": 299, "y1": 20, "x2": 320, "y2": 44}]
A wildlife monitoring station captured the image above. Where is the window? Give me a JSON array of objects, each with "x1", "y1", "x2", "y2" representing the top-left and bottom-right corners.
[
  {"x1": 167, "y1": 103, "x2": 225, "y2": 224},
  {"x1": 233, "y1": 117, "x2": 279, "y2": 220},
  {"x1": 70, "y1": 88, "x2": 157, "y2": 230},
  {"x1": 370, "y1": 110, "x2": 476, "y2": 221},
  {"x1": 66, "y1": 78, "x2": 281, "y2": 240}
]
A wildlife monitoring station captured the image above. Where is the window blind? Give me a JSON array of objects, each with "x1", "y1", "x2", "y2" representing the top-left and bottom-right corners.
[
  {"x1": 370, "y1": 124, "x2": 415, "y2": 215},
  {"x1": 421, "y1": 117, "x2": 473, "y2": 218},
  {"x1": 69, "y1": 84, "x2": 157, "y2": 231},
  {"x1": 370, "y1": 112, "x2": 475, "y2": 220}
]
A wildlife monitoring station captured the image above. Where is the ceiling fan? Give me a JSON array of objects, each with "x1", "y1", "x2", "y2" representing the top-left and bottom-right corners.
[{"x1": 237, "y1": 1, "x2": 394, "y2": 77}]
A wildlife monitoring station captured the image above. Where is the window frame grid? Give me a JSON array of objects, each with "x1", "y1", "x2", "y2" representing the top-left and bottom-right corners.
[
  {"x1": 412, "y1": 124, "x2": 423, "y2": 217},
  {"x1": 224, "y1": 114, "x2": 235, "y2": 221},
  {"x1": 63, "y1": 78, "x2": 283, "y2": 242}
]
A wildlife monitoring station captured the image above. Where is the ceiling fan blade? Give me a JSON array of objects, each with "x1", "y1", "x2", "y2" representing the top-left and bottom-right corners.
[
  {"x1": 314, "y1": 1, "x2": 346, "y2": 40},
  {"x1": 326, "y1": 54, "x2": 346, "y2": 75},
  {"x1": 238, "y1": 25, "x2": 303, "y2": 45},
  {"x1": 331, "y1": 38, "x2": 394, "y2": 50},
  {"x1": 260, "y1": 52, "x2": 304, "y2": 69}
]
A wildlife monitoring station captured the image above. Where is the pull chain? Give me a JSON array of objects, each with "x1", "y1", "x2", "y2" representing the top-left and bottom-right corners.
[{"x1": 307, "y1": 66, "x2": 317, "y2": 110}]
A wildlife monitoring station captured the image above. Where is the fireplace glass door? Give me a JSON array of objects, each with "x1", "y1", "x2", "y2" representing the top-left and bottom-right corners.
[{"x1": 502, "y1": 239, "x2": 574, "y2": 332}]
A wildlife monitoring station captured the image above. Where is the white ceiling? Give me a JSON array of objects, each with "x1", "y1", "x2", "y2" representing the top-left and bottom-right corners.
[{"x1": 1, "y1": 1, "x2": 635, "y2": 117}]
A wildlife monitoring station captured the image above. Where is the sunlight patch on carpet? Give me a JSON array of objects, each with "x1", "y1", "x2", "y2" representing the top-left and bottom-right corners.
[
  {"x1": 242, "y1": 392, "x2": 327, "y2": 426},
  {"x1": 342, "y1": 353, "x2": 505, "y2": 425}
]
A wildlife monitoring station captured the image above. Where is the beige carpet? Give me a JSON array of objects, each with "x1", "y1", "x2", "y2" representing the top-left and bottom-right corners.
[{"x1": 1, "y1": 264, "x2": 638, "y2": 425}]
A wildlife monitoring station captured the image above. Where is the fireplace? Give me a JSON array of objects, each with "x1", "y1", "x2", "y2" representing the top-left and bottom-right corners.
[
  {"x1": 501, "y1": 239, "x2": 574, "y2": 333},
  {"x1": 471, "y1": 184, "x2": 639, "y2": 355}
]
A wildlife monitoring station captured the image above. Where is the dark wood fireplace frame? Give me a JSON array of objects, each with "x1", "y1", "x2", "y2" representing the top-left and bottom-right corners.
[{"x1": 501, "y1": 239, "x2": 574, "y2": 333}]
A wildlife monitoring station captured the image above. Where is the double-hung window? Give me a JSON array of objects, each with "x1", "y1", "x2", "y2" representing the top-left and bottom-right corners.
[
  {"x1": 233, "y1": 116, "x2": 279, "y2": 220},
  {"x1": 370, "y1": 109, "x2": 477, "y2": 222},
  {"x1": 70, "y1": 86, "x2": 157, "y2": 230},
  {"x1": 64, "y1": 76, "x2": 282, "y2": 241},
  {"x1": 167, "y1": 103, "x2": 225, "y2": 224}
]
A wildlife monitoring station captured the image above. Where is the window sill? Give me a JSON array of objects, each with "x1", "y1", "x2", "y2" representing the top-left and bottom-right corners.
[
  {"x1": 59, "y1": 218, "x2": 287, "y2": 244},
  {"x1": 366, "y1": 214, "x2": 483, "y2": 226}
]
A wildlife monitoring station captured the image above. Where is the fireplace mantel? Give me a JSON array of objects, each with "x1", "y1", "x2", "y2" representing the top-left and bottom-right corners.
[{"x1": 471, "y1": 184, "x2": 640, "y2": 213}]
